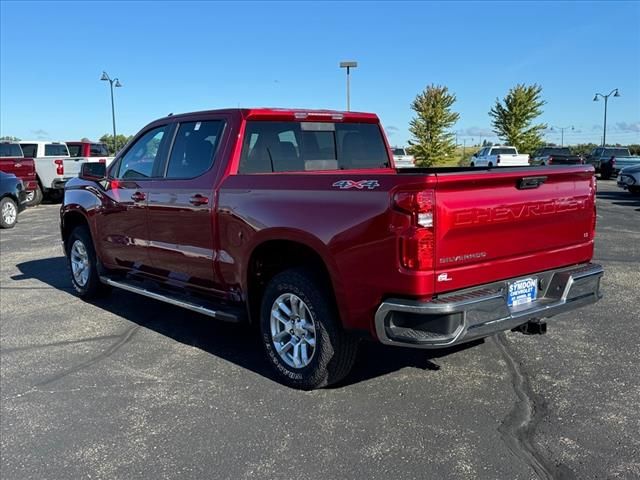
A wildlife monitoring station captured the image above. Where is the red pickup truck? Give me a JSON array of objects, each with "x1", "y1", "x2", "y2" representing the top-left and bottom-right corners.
[
  {"x1": 61, "y1": 108, "x2": 603, "y2": 389},
  {"x1": 0, "y1": 142, "x2": 39, "y2": 206}
]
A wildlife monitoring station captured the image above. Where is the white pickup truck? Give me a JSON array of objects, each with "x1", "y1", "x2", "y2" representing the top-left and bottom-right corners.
[
  {"x1": 470, "y1": 145, "x2": 530, "y2": 167},
  {"x1": 392, "y1": 147, "x2": 416, "y2": 167},
  {"x1": 19, "y1": 141, "x2": 81, "y2": 201}
]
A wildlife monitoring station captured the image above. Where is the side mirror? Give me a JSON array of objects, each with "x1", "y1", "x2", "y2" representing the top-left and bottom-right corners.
[{"x1": 79, "y1": 161, "x2": 106, "y2": 182}]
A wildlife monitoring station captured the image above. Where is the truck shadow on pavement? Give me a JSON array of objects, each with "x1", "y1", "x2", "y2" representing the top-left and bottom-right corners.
[
  {"x1": 596, "y1": 189, "x2": 640, "y2": 209},
  {"x1": 14, "y1": 256, "x2": 480, "y2": 388}
]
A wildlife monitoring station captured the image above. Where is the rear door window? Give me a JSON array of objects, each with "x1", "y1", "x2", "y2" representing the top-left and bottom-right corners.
[
  {"x1": 491, "y1": 147, "x2": 517, "y2": 155},
  {"x1": 165, "y1": 120, "x2": 224, "y2": 178},
  {"x1": 238, "y1": 121, "x2": 389, "y2": 173},
  {"x1": 0, "y1": 143, "x2": 24, "y2": 157},
  {"x1": 116, "y1": 126, "x2": 168, "y2": 179},
  {"x1": 44, "y1": 144, "x2": 69, "y2": 156}
]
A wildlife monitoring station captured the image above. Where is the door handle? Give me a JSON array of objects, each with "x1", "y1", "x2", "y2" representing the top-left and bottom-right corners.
[
  {"x1": 189, "y1": 194, "x2": 209, "y2": 206},
  {"x1": 131, "y1": 191, "x2": 146, "y2": 202}
]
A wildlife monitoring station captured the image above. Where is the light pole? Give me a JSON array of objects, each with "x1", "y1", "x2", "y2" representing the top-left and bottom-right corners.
[
  {"x1": 550, "y1": 125, "x2": 574, "y2": 147},
  {"x1": 339, "y1": 61, "x2": 357, "y2": 111},
  {"x1": 593, "y1": 88, "x2": 620, "y2": 146},
  {"x1": 100, "y1": 71, "x2": 122, "y2": 154}
]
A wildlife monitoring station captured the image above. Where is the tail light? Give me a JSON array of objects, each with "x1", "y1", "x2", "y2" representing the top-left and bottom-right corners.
[
  {"x1": 54, "y1": 159, "x2": 64, "y2": 175},
  {"x1": 548, "y1": 156, "x2": 553, "y2": 165},
  {"x1": 392, "y1": 190, "x2": 434, "y2": 270}
]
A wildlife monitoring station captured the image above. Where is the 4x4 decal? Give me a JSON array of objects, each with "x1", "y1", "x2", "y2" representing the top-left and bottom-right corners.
[{"x1": 332, "y1": 180, "x2": 380, "y2": 190}]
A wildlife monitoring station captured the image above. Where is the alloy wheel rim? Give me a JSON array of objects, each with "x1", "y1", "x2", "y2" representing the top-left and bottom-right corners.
[
  {"x1": 70, "y1": 240, "x2": 90, "y2": 287},
  {"x1": 270, "y1": 293, "x2": 317, "y2": 369},
  {"x1": 25, "y1": 191, "x2": 35, "y2": 202},
  {"x1": 2, "y1": 202, "x2": 16, "y2": 225}
]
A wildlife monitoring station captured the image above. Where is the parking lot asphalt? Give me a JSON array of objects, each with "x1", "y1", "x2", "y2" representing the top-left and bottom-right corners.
[{"x1": 1, "y1": 180, "x2": 639, "y2": 480}]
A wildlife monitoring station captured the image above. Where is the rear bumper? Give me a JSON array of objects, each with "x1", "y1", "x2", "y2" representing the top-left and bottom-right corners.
[
  {"x1": 374, "y1": 263, "x2": 603, "y2": 349},
  {"x1": 51, "y1": 178, "x2": 72, "y2": 190}
]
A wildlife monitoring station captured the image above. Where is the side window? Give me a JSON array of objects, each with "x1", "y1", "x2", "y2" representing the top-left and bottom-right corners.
[
  {"x1": 116, "y1": 126, "x2": 167, "y2": 179},
  {"x1": 90, "y1": 143, "x2": 109, "y2": 156},
  {"x1": 165, "y1": 120, "x2": 224, "y2": 178}
]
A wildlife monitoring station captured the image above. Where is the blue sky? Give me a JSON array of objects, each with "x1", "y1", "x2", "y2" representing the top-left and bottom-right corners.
[{"x1": 1, "y1": 0, "x2": 639, "y2": 146}]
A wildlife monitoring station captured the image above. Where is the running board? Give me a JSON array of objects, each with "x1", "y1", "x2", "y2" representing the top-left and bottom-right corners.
[{"x1": 100, "y1": 276, "x2": 242, "y2": 323}]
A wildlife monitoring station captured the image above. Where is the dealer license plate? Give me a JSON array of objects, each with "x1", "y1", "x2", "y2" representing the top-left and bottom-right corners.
[{"x1": 507, "y1": 277, "x2": 538, "y2": 307}]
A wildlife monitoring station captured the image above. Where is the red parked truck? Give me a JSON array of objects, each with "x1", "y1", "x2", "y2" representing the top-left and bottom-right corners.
[
  {"x1": 60, "y1": 108, "x2": 603, "y2": 389},
  {"x1": 0, "y1": 142, "x2": 39, "y2": 206}
]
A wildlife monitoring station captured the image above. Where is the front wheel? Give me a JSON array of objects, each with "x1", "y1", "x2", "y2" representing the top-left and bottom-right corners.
[
  {"x1": 469, "y1": 162, "x2": 475, "y2": 167},
  {"x1": 66, "y1": 226, "x2": 110, "y2": 298},
  {"x1": 0, "y1": 197, "x2": 18, "y2": 228},
  {"x1": 260, "y1": 268, "x2": 359, "y2": 390}
]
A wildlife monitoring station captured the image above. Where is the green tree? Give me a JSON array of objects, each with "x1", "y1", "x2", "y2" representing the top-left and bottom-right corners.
[
  {"x1": 100, "y1": 133, "x2": 133, "y2": 155},
  {"x1": 0, "y1": 135, "x2": 21, "y2": 141},
  {"x1": 489, "y1": 84, "x2": 547, "y2": 154},
  {"x1": 408, "y1": 84, "x2": 460, "y2": 167}
]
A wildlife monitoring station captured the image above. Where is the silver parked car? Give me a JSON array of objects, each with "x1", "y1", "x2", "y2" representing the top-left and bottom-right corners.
[{"x1": 617, "y1": 164, "x2": 640, "y2": 195}]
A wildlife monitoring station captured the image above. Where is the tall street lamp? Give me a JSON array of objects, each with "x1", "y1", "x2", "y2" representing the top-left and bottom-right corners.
[
  {"x1": 339, "y1": 61, "x2": 357, "y2": 111},
  {"x1": 593, "y1": 88, "x2": 620, "y2": 146},
  {"x1": 100, "y1": 71, "x2": 123, "y2": 154},
  {"x1": 550, "y1": 125, "x2": 574, "y2": 147}
]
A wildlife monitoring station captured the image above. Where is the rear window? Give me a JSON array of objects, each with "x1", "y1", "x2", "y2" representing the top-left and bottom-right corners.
[
  {"x1": 67, "y1": 144, "x2": 82, "y2": 157},
  {"x1": 393, "y1": 148, "x2": 405, "y2": 156},
  {"x1": 0, "y1": 143, "x2": 24, "y2": 157},
  {"x1": 239, "y1": 121, "x2": 389, "y2": 173},
  {"x1": 44, "y1": 144, "x2": 69, "y2": 156},
  {"x1": 90, "y1": 143, "x2": 109, "y2": 156},
  {"x1": 20, "y1": 143, "x2": 37, "y2": 157},
  {"x1": 605, "y1": 148, "x2": 630, "y2": 157},
  {"x1": 491, "y1": 147, "x2": 517, "y2": 155},
  {"x1": 539, "y1": 148, "x2": 571, "y2": 156}
]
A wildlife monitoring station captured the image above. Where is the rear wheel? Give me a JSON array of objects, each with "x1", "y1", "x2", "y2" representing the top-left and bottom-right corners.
[
  {"x1": 25, "y1": 184, "x2": 43, "y2": 207},
  {"x1": 47, "y1": 189, "x2": 64, "y2": 203},
  {"x1": 260, "y1": 268, "x2": 359, "y2": 390},
  {"x1": 66, "y1": 226, "x2": 110, "y2": 298},
  {"x1": 0, "y1": 197, "x2": 18, "y2": 229}
]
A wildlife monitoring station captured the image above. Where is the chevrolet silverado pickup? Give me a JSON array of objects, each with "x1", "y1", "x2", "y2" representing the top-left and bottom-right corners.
[
  {"x1": 470, "y1": 146, "x2": 530, "y2": 167},
  {"x1": 61, "y1": 108, "x2": 603, "y2": 389},
  {"x1": 586, "y1": 146, "x2": 640, "y2": 179},
  {"x1": 20, "y1": 141, "x2": 77, "y2": 201},
  {"x1": 0, "y1": 142, "x2": 39, "y2": 206}
]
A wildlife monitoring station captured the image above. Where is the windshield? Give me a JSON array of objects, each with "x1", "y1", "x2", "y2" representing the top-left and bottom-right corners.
[{"x1": 0, "y1": 143, "x2": 24, "y2": 157}]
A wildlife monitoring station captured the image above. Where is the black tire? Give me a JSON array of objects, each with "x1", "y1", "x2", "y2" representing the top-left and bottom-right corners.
[
  {"x1": 260, "y1": 268, "x2": 359, "y2": 390},
  {"x1": 629, "y1": 186, "x2": 640, "y2": 196},
  {"x1": 488, "y1": 162, "x2": 494, "y2": 168},
  {"x1": 47, "y1": 189, "x2": 64, "y2": 203},
  {"x1": 65, "y1": 226, "x2": 110, "y2": 298},
  {"x1": 25, "y1": 184, "x2": 43, "y2": 207},
  {"x1": 469, "y1": 162, "x2": 475, "y2": 167},
  {"x1": 0, "y1": 197, "x2": 18, "y2": 229}
]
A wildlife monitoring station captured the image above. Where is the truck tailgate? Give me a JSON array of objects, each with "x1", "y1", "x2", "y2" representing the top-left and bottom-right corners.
[{"x1": 433, "y1": 166, "x2": 596, "y2": 293}]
